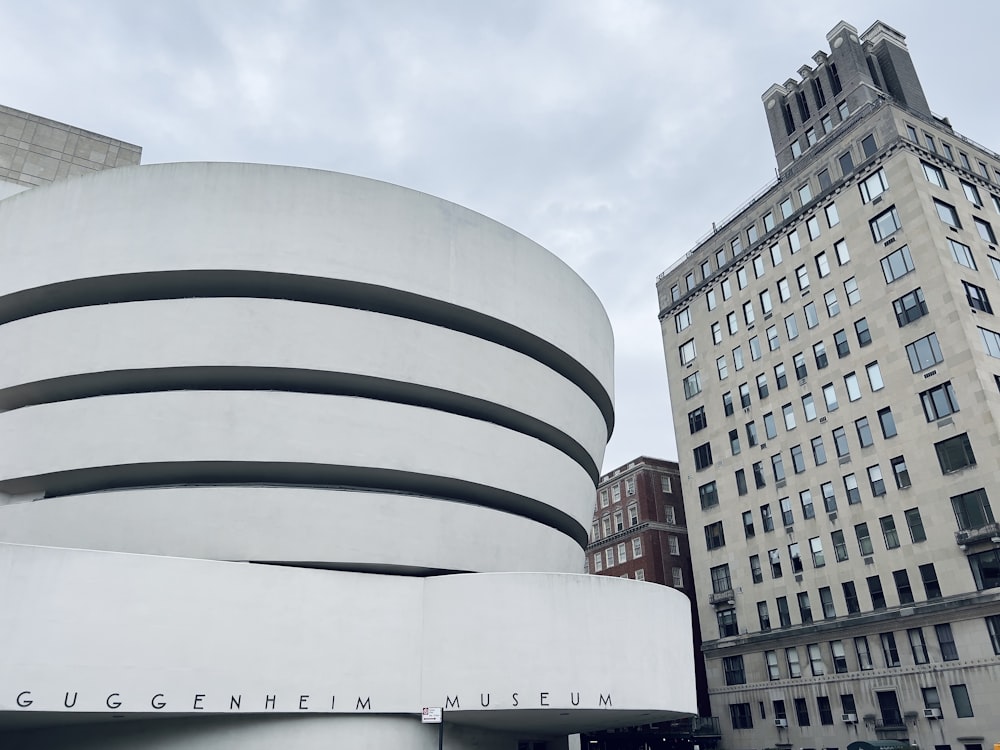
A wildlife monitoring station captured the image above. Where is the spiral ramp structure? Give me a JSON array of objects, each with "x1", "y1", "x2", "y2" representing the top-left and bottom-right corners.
[{"x1": 0, "y1": 163, "x2": 695, "y2": 749}]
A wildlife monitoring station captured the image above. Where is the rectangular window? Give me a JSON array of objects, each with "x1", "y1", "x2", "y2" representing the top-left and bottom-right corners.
[
  {"x1": 801, "y1": 392, "x2": 815, "y2": 420},
  {"x1": 845, "y1": 473, "x2": 861, "y2": 505},
  {"x1": 791, "y1": 444, "x2": 805, "y2": 474},
  {"x1": 869, "y1": 576, "x2": 887, "y2": 610},
  {"x1": 844, "y1": 372, "x2": 861, "y2": 401},
  {"x1": 783, "y1": 402, "x2": 796, "y2": 430},
  {"x1": 693, "y1": 442, "x2": 713, "y2": 470},
  {"x1": 970, "y1": 548, "x2": 1000, "y2": 590},
  {"x1": 723, "y1": 655, "x2": 746, "y2": 686},
  {"x1": 766, "y1": 325, "x2": 780, "y2": 351},
  {"x1": 892, "y1": 456, "x2": 912, "y2": 489},
  {"x1": 699, "y1": 481, "x2": 719, "y2": 509},
  {"x1": 794, "y1": 696, "x2": 811, "y2": 726},
  {"x1": 835, "y1": 238, "x2": 850, "y2": 265},
  {"x1": 843, "y1": 581, "x2": 860, "y2": 614},
  {"x1": 855, "y1": 416, "x2": 873, "y2": 447},
  {"x1": 832, "y1": 426, "x2": 849, "y2": 458},
  {"x1": 814, "y1": 341, "x2": 828, "y2": 369},
  {"x1": 807, "y1": 215, "x2": 821, "y2": 240},
  {"x1": 976, "y1": 216, "x2": 997, "y2": 243},
  {"x1": 809, "y1": 535, "x2": 824, "y2": 566},
  {"x1": 769, "y1": 548, "x2": 782, "y2": 579},
  {"x1": 760, "y1": 288, "x2": 773, "y2": 313},
  {"x1": 935, "y1": 433, "x2": 976, "y2": 473},
  {"x1": 880, "y1": 631, "x2": 900, "y2": 667},
  {"x1": 870, "y1": 206, "x2": 902, "y2": 241},
  {"x1": 832, "y1": 529, "x2": 847, "y2": 561},
  {"x1": 868, "y1": 464, "x2": 886, "y2": 496},
  {"x1": 856, "y1": 522, "x2": 873, "y2": 555},
  {"x1": 742, "y1": 510, "x2": 755, "y2": 538},
  {"x1": 881, "y1": 244, "x2": 914, "y2": 283},
  {"x1": 749, "y1": 554, "x2": 762, "y2": 584},
  {"x1": 936, "y1": 623, "x2": 959, "y2": 661},
  {"x1": 880, "y1": 515, "x2": 899, "y2": 549},
  {"x1": 765, "y1": 649, "x2": 780, "y2": 679},
  {"x1": 922, "y1": 161, "x2": 946, "y2": 187},
  {"x1": 894, "y1": 569, "x2": 914, "y2": 604},
  {"x1": 772, "y1": 454, "x2": 785, "y2": 483},
  {"x1": 855, "y1": 635, "x2": 873, "y2": 669},
  {"x1": 775, "y1": 362, "x2": 788, "y2": 390},
  {"x1": 830, "y1": 640, "x2": 847, "y2": 673},
  {"x1": 716, "y1": 355, "x2": 728, "y2": 380},
  {"x1": 804, "y1": 301, "x2": 819, "y2": 328},
  {"x1": 777, "y1": 276, "x2": 791, "y2": 301},
  {"x1": 859, "y1": 168, "x2": 888, "y2": 203},
  {"x1": 904, "y1": 507, "x2": 925, "y2": 542},
  {"x1": 964, "y1": 281, "x2": 993, "y2": 314},
  {"x1": 951, "y1": 683, "x2": 974, "y2": 718},
  {"x1": 822, "y1": 482, "x2": 837, "y2": 513},
  {"x1": 856, "y1": 317, "x2": 873, "y2": 347},
  {"x1": 671, "y1": 567, "x2": 681, "y2": 586},
  {"x1": 908, "y1": 627, "x2": 929, "y2": 664},
  {"x1": 866, "y1": 361, "x2": 883, "y2": 390},
  {"x1": 785, "y1": 647, "x2": 801, "y2": 677},
  {"x1": 722, "y1": 391, "x2": 733, "y2": 416},
  {"x1": 822, "y1": 383, "x2": 838, "y2": 412},
  {"x1": 704, "y1": 521, "x2": 725, "y2": 550},
  {"x1": 735, "y1": 468, "x2": 748, "y2": 496},
  {"x1": 982, "y1": 326, "x2": 1000, "y2": 358},
  {"x1": 986, "y1": 614, "x2": 1000, "y2": 655},
  {"x1": 688, "y1": 406, "x2": 707, "y2": 434},
  {"x1": 632, "y1": 538, "x2": 642, "y2": 557},
  {"x1": 893, "y1": 287, "x2": 928, "y2": 326},
  {"x1": 593, "y1": 553, "x2": 602, "y2": 572},
  {"x1": 951, "y1": 487, "x2": 994, "y2": 530},
  {"x1": 844, "y1": 276, "x2": 860, "y2": 305},
  {"x1": 950, "y1": 238, "x2": 977, "y2": 269},
  {"x1": 753, "y1": 461, "x2": 766, "y2": 489},
  {"x1": 798, "y1": 591, "x2": 812, "y2": 623},
  {"x1": 825, "y1": 203, "x2": 840, "y2": 227},
  {"x1": 796, "y1": 265, "x2": 810, "y2": 291},
  {"x1": 683, "y1": 372, "x2": 701, "y2": 399},
  {"x1": 811, "y1": 436, "x2": 827, "y2": 466},
  {"x1": 920, "y1": 563, "x2": 942, "y2": 599},
  {"x1": 906, "y1": 332, "x2": 944, "y2": 372},
  {"x1": 824, "y1": 289, "x2": 840, "y2": 317},
  {"x1": 935, "y1": 199, "x2": 961, "y2": 228}
]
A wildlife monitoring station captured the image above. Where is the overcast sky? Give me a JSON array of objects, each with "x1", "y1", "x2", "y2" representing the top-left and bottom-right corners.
[{"x1": 3, "y1": 0, "x2": 998, "y2": 472}]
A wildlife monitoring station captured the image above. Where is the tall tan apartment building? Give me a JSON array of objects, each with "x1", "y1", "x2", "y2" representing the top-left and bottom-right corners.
[{"x1": 657, "y1": 20, "x2": 1000, "y2": 750}]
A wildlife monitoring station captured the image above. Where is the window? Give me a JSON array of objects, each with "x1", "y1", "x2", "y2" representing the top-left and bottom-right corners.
[
  {"x1": 742, "y1": 300, "x2": 755, "y2": 326},
  {"x1": 593, "y1": 553, "x2": 602, "y2": 572},
  {"x1": 625, "y1": 478, "x2": 635, "y2": 496},
  {"x1": 839, "y1": 150, "x2": 854, "y2": 174},
  {"x1": 772, "y1": 453, "x2": 785, "y2": 483},
  {"x1": 760, "y1": 288, "x2": 773, "y2": 314},
  {"x1": 785, "y1": 647, "x2": 801, "y2": 677},
  {"x1": 824, "y1": 289, "x2": 840, "y2": 317},
  {"x1": 935, "y1": 433, "x2": 976, "y2": 473},
  {"x1": 723, "y1": 655, "x2": 746, "y2": 686},
  {"x1": 822, "y1": 382, "x2": 838, "y2": 411},
  {"x1": 634, "y1": 568, "x2": 644, "y2": 581},
  {"x1": 830, "y1": 641, "x2": 847, "y2": 673},
  {"x1": 716, "y1": 356, "x2": 728, "y2": 380},
  {"x1": 757, "y1": 373, "x2": 770, "y2": 398},
  {"x1": 892, "y1": 288, "x2": 927, "y2": 327},
  {"x1": 868, "y1": 465, "x2": 886, "y2": 497},
  {"x1": 975, "y1": 216, "x2": 997, "y2": 244},
  {"x1": 935, "y1": 199, "x2": 961, "y2": 229},
  {"x1": 699, "y1": 481, "x2": 719, "y2": 509},
  {"x1": 735, "y1": 468, "x2": 748, "y2": 496},
  {"x1": 780, "y1": 497, "x2": 794, "y2": 526},
  {"x1": 894, "y1": 569, "x2": 914, "y2": 604},
  {"x1": 855, "y1": 635, "x2": 873, "y2": 669},
  {"x1": 747, "y1": 225, "x2": 759, "y2": 246},
  {"x1": 750, "y1": 554, "x2": 763, "y2": 583},
  {"x1": 632, "y1": 538, "x2": 642, "y2": 557},
  {"x1": 804, "y1": 301, "x2": 819, "y2": 328},
  {"x1": 844, "y1": 276, "x2": 860, "y2": 306},
  {"x1": 855, "y1": 317, "x2": 872, "y2": 346},
  {"x1": 782, "y1": 402, "x2": 796, "y2": 430},
  {"x1": 757, "y1": 600, "x2": 770, "y2": 630},
  {"x1": 965, "y1": 281, "x2": 993, "y2": 313},
  {"x1": 822, "y1": 482, "x2": 837, "y2": 513},
  {"x1": 880, "y1": 631, "x2": 900, "y2": 666},
  {"x1": 813, "y1": 341, "x2": 828, "y2": 369},
  {"x1": 766, "y1": 325, "x2": 780, "y2": 351},
  {"x1": 869, "y1": 576, "x2": 887, "y2": 611},
  {"x1": 769, "y1": 548, "x2": 782, "y2": 578},
  {"x1": 951, "y1": 488, "x2": 994, "y2": 530},
  {"x1": 874, "y1": 407, "x2": 895, "y2": 439},
  {"x1": 770, "y1": 242, "x2": 782, "y2": 266},
  {"x1": 809, "y1": 535, "x2": 824, "y2": 566},
  {"x1": 880, "y1": 515, "x2": 900, "y2": 549},
  {"x1": 960, "y1": 151, "x2": 971, "y2": 169},
  {"x1": 798, "y1": 183, "x2": 812, "y2": 205},
  {"x1": 711, "y1": 563, "x2": 733, "y2": 594},
  {"x1": 726, "y1": 311, "x2": 738, "y2": 336},
  {"x1": 801, "y1": 393, "x2": 816, "y2": 421},
  {"x1": 844, "y1": 372, "x2": 861, "y2": 401},
  {"x1": 722, "y1": 278, "x2": 732, "y2": 300},
  {"x1": 763, "y1": 211, "x2": 776, "y2": 232},
  {"x1": 753, "y1": 461, "x2": 766, "y2": 489},
  {"x1": 908, "y1": 627, "x2": 929, "y2": 663},
  {"x1": 775, "y1": 362, "x2": 788, "y2": 390},
  {"x1": 729, "y1": 429, "x2": 741, "y2": 455},
  {"x1": 950, "y1": 238, "x2": 977, "y2": 269},
  {"x1": 970, "y1": 548, "x2": 1000, "y2": 590},
  {"x1": 807, "y1": 215, "x2": 821, "y2": 240},
  {"x1": 671, "y1": 567, "x2": 682, "y2": 586},
  {"x1": 760, "y1": 503, "x2": 774, "y2": 531},
  {"x1": 832, "y1": 529, "x2": 848, "y2": 562},
  {"x1": 777, "y1": 276, "x2": 791, "y2": 301},
  {"x1": 845, "y1": 474, "x2": 861, "y2": 505},
  {"x1": 902, "y1": 508, "x2": 924, "y2": 543},
  {"x1": 986, "y1": 614, "x2": 1000, "y2": 655},
  {"x1": 705, "y1": 522, "x2": 725, "y2": 550},
  {"x1": 936, "y1": 623, "x2": 959, "y2": 661},
  {"x1": 982, "y1": 326, "x2": 1000, "y2": 358},
  {"x1": 924, "y1": 133, "x2": 937, "y2": 153},
  {"x1": 833, "y1": 426, "x2": 849, "y2": 458},
  {"x1": 866, "y1": 361, "x2": 883, "y2": 390},
  {"x1": 920, "y1": 563, "x2": 942, "y2": 599},
  {"x1": 780, "y1": 196, "x2": 794, "y2": 219},
  {"x1": 856, "y1": 522, "x2": 873, "y2": 555},
  {"x1": 870, "y1": 206, "x2": 901, "y2": 241},
  {"x1": 825, "y1": 203, "x2": 840, "y2": 227},
  {"x1": 991, "y1": 254, "x2": 1000, "y2": 280},
  {"x1": 700, "y1": 260, "x2": 711, "y2": 280},
  {"x1": 853, "y1": 416, "x2": 873, "y2": 448},
  {"x1": 811, "y1": 436, "x2": 827, "y2": 466},
  {"x1": 613, "y1": 511, "x2": 623, "y2": 532},
  {"x1": 739, "y1": 382, "x2": 751, "y2": 408},
  {"x1": 616, "y1": 542, "x2": 627, "y2": 564},
  {"x1": 794, "y1": 696, "x2": 811, "y2": 726},
  {"x1": 683, "y1": 372, "x2": 701, "y2": 398},
  {"x1": 796, "y1": 265, "x2": 810, "y2": 291},
  {"x1": 693, "y1": 442, "x2": 713, "y2": 470},
  {"x1": 784, "y1": 313, "x2": 799, "y2": 341},
  {"x1": 668, "y1": 535, "x2": 680, "y2": 555},
  {"x1": 675, "y1": 308, "x2": 692, "y2": 333},
  {"x1": 881, "y1": 244, "x2": 914, "y2": 283},
  {"x1": 717, "y1": 608, "x2": 738, "y2": 637},
  {"x1": 688, "y1": 406, "x2": 707, "y2": 433},
  {"x1": 951, "y1": 683, "x2": 974, "y2": 718},
  {"x1": 765, "y1": 650, "x2": 780, "y2": 679},
  {"x1": 906, "y1": 332, "x2": 944, "y2": 372},
  {"x1": 844, "y1": 581, "x2": 860, "y2": 614},
  {"x1": 892, "y1": 456, "x2": 912, "y2": 489},
  {"x1": 922, "y1": 161, "x2": 946, "y2": 187},
  {"x1": 835, "y1": 239, "x2": 850, "y2": 265},
  {"x1": 859, "y1": 168, "x2": 888, "y2": 203},
  {"x1": 706, "y1": 287, "x2": 717, "y2": 310},
  {"x1": 722, "y1": 391, "x2": 733, "y2": 416},
  {"x1": 742, "y1": 510, "x2": 755, "y2": 538}
]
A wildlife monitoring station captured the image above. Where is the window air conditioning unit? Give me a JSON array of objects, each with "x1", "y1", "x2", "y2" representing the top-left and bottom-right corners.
[
  {"x1": 774, "y1": 718, "x2": 788, "y2": 728},
  {"x1": 841, "y1": 713, "x2": 858, "y2": 724},
  {"x1": 923, "y1": 707, "x2": 942, "y2": 719}
]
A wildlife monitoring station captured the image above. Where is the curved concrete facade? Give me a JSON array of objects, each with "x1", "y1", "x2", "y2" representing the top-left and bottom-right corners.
[{"x1": 0, "y1": 164, "x2": 695, "y2": 748}]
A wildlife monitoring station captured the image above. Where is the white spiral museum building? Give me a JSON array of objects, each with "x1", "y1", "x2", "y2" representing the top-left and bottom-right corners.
[{"x1": 0, "y1": 163, "x2": 695, "y2": 749}]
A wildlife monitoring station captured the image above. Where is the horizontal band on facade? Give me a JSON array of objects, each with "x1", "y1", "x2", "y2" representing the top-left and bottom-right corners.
[
  {"x1": 0, "y1": 461, "x2": 589, "y2": 548},
  {"x1": 0, "y1": 270, "x2": 614, "y2": 438},
  {"x1": 0, "y1": 366, "x2": 599, "y2": 482}
]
